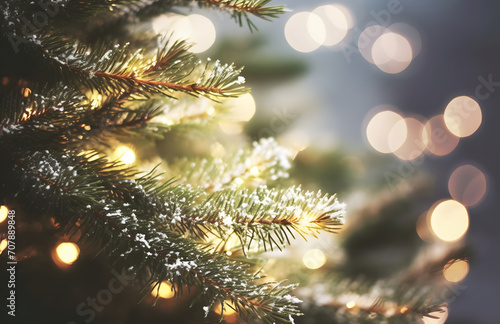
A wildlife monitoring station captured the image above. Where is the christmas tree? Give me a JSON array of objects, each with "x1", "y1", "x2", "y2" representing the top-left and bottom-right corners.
[{"x1": 0, "y1": 1, "x2": 465, "y2": 323}]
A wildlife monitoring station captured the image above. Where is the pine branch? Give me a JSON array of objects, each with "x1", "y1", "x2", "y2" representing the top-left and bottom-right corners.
[
  {"x1": 173, "y1": 185, "x2": 345, "y2": 254},
  {"x1": 35, "y1": 35, "x2": 246, "y2": 99},
  {"x1": 1, "y1": 148, "x2": 304, "y2": 323},
  {"x1": 168, "y1": 138, "x2": 292, "y2": 192}
]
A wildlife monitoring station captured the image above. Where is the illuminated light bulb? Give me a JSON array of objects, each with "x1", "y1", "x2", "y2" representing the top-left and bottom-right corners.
[
  {"x1": 302, "y1": 249, "x2": 327, "y2": 269},
  {"x1": 429, "y1": 200, "x2": 469, "y2": 242},
  {"x1": 114, "y1": 146, "x2": 136, "y2": 164},
  {"x1": 393, "y1": 116, "x2": 427, "y2": 161},
  {"x1": 152, "y1": 281, "x2": 175, "y2": 299},
  {"x1": 366, "y1": 110, "x2": 407, "y2": 153},
  {"x1": 225, "y1": 251, "x2": 233, "y2": 256},
  {"x1": 0, "y1": 239, "x2": 7, "y2": 254},
  {"x1": 56, "y1": 242, "x2": 80, "y2": 265},
  {"x1": 422, "y1": 307, "x2": 448, "y2": 324},
  {"x1": 444, "y1": 96, "x2": 482, "y2": 137},
  {"x1": 312, "y1": 5, "x2": 349, "y2": 46},
  {"x1": 443, "y1": 259, "x2": 469, "y2": 283},
  {"x1": 358, "y1": 25, "x2": 387, "y2": 64},
  {"x1": 448, "y1": 164, "x2": 487, "y2": 207},
  {"x1": 0, "y1": 205, "x2": 8, "y2": 223},
  {"x1": 422, "y1": 115, "x2": 459, "y2": 156},
  {"x1": 372, "y1": 32, "x2": 413, "y2": 74},
  {"x1": 249, "y1": 166, "x2": 259, "y2": 177},
  {"x1": 21, "y1": 87, "x2": 31, "y2": 97},
  {"x1": 346, "y1": 301, "x2": 356, "y2": 309},
  {"x1": 210, "y1": 142, "x2": 225, "y2": 158},
  {"x1": 233, "y1": 177, "x2": 244, "y2": 186},
  {"x1": 400, "y1": 306, "x2": 409, "y2": 314},
  {"x1": 285, "y1": 12, "x2": 326, "y2": 53},
  {"x1": 206, "y1": 107, "x2": 215, "y2": 116},
  {"x1": 214, "y1": 300, "x2": 237, "y2": 316}
]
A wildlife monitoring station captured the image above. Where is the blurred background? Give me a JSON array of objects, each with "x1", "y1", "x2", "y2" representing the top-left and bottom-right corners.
[{"x1": 190, "y1": 1, "x2": 499, "y2": 322}]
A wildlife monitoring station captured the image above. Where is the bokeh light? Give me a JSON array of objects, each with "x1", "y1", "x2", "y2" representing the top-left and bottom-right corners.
[
  {"x1": 55, "y1": 242, "x2": 80, "y2": 265},
  {"x1": 152, "y1": 14, "x2": 216, "y2": 53},
  {"x1": 421, "y1": 307, "x2": 448, "y2": 324},
  {"x1": 371, "y1": 32, "x2": 413, "y2": 74},
  {"x1": 429, "y1": 200, "x2": 469, "y2": 242},
  {"x1": 358, "y1": 25, "x2": 387, "y2": 64},
  {"x1": 303, "y1": 249, "x2": 327, "y2": 269},
  {"x1": 393, "y1": 116, "x2": 427, "y2": 160},
  {"x1": 285, "y1": 12, "x2": 326, "y2": 53},
  {"x1": 152, "y1": 281, "x2": 175, "y2": 299},
  {"x1": 312, "y1": 5, "x2": 350, "y2": 46},
  {"x1": 366, "y1": 110, "x2": 407, "y2": 153},
  {"x1": 422, "y1": 115, "x2": 460, "y2": 156},
  {"x1": 0, "y1": 239, "x2": 7, "y2": 254},
  {"x1": 448, "y1": 164, "x2": 488, "y2": 207},
  {"x1": 114, "y1": 145, "x2": 136, "y2": 164},
  {"x1": 388, "y1": 23, "x2": 422, "y2": 57},
  {"x1": 443, "y1": 259, "x2": 469, "y2": 283},
  {"x1": 224, "y1": 93, "x2": 256, "y2": 122},
  {"x1": 214, "y1": 300, "x2": 237, "y2": 316},
  {"x1": 444, "y1": 96, "x2": 482, "y2": 137},
  {"x1": 0, "y1": 205, "x2": 8, "y2": 223}
]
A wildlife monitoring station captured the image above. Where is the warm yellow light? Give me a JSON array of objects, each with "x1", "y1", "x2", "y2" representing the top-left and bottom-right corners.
[
  {"x1": 56, "y1": 242, "x2": 80, "y2": 264},
  {"x1": 0, "y1": 205, "x2": 8, "y2": 223},
  {"x1": 429, "y1": 200, "x2": 469, "y2": 242},
  {"x1": 225, "y1": 251, "x2": 233, "y2": 256},
  {"x1": 210, "y1": 142, "x2": 225, "y2": 158},
  {"x1": 152, "y1": 281, "x2": 175, "y2": 299},
  {"x1": 448, "y1": 164, "x2": 487, "y2": 207},
  {"x1": 214, "y1": 300, "x2": 237, "y2": 316},
  {"x1": 152, "y1": 14, "x2": 216, "y2": 53},
  {"x1": 400, "y1": 306, "x2": 409, "y2": 314},
  {"x1": 206, "y1": 107, "x2": 215, "y2": 116},
  {"x1": 114, "y1": 146, "x2": 136, "y2": 164},
  {"x1": 312, "y1": 5, "x2": 349, "y2": 46},
  {"x1": 249, "y1": 167, "x2": 259, "y2": 177},
  {"x1": 366, "y1": 110, "x2": 407, "y2": 153},
  {"x1": 218, "y1": 121, "x2": 243, "y2": 135},
  {"x1": 233, "y1": 177, "x2": 244, "y2": 186},
  {"x1": 303, "y1": 249, "x2": 327, "y2": 269},
  {"x1": 444, "y1": 96, "x2": 482, "y2": 137},
  {"x1": 372, "y1": 32, "x2": 413, "y2": 74},
  {"x1": 22, "y1": 87, "x2": 31, "y2": 97},
  {"x1": 224, "y1": 93, "x2": 256, "y2": 122},
  {"x1": 285, "y1": 12, "x2": 325, "y2": 53},
  {"x1": 0, "y1": 239, "x2": 7, "y2": 254},
  {"x1": 422, "y1": 115, "x2": 460, "y2": 156},
  {"x1": 393, "y1": 117, "x2": 426, "y2": 161},
  {"x1": 186, "y1": 14, "x2": 216, "y2": 53},
  {"x1": 443, "y1": 259, "x2": 469, "y2": 283},
  {"x1": 346, "y1": 301, "x2": 356, "y2": 309},
  {"x1": 422, "y1": 307, "x2": 448, "y2": 324},
  {"x1": 358, "y1": 25, "x2": 387, "y2": 64}
]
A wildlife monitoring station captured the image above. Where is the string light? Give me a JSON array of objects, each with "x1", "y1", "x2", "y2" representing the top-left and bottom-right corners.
[
  {"x1": 0, "y1": 239, "x2": 7, "y2": 254},
  {"x1": 303, "y1": 249, "x2": 327, "y2": 269},
  {"x1": 429, "y1": 200, "x2": 469, "y2": 242},
  {"x1": 448, "y1": 164, "x2": 487, "y2": 207},
  {"x1": 443, "y1": 259, "x2": 469, "y2": 283},
  {"x1": 0, "y1": 205, "x2": 8, "y2": 223},
  {"x1": 152, "y1": 281, "x2": 175, "y2": 299},
  {"x1": 55, "y1": 242, "x2": 80, "y2": 265},
  {"x1": 113, "y1": 146, "x2": 136, "y2": 164}
]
